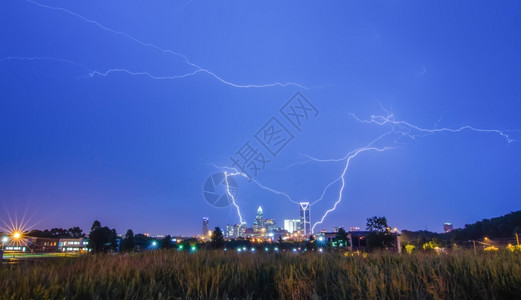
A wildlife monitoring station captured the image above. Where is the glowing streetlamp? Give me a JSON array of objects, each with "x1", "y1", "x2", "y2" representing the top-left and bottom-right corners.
[{"x1": 12, "y1": 232, "x2": 21, "y2": 240}]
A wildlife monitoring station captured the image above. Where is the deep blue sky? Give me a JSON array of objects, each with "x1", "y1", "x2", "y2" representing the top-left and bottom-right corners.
[{"x1": 1, "y1": 1, "x2": 520, "y2": 236}]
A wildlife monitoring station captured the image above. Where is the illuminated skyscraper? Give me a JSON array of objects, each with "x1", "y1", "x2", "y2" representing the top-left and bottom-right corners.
[
  {"x1": 202, "y1": 217, "x2": 209, "y2": 236},
  {"x1": 253, "y1": 206, "x2": 264, "y2": 232},
  {"x1": 299, "y1": 202, "x2": 310, "y2": 235},
  {"x1": 226, "y1": 224, "x2": 234, "y2": 238},
  {"x1": 284, "y1": 219, "x2": 301, "y2": 233}
]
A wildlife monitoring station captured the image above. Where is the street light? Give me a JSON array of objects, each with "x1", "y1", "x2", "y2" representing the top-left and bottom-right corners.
[
  {"x1": 1, "y1": 236, "x2": 7, "y2": 250},
  {"x1": 13, "y1": 232, "x2": 21, "y2": 240}
]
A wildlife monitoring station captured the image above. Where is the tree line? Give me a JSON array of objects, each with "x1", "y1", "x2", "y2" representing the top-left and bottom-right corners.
[{"x1": 401, "y1": 210, "x2": 521, "y2": 249}]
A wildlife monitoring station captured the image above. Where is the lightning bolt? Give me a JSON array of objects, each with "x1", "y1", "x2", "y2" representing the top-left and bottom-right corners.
[
  {"x1": 310, "y1": 144, "x2": 394, "y2": 233},
  {"x1": 21, "y1": 0, "x2": 309, "y2": 89},
  {"x1": 349, "y1": 112, "x2": 516, "y2": 143},
  {"x1": 217, "y1": 106, "x2": 517, "y2": 233},
  {"x1": 89, "y1": 69, "x2": 204, "y2": 80},
  {"x1": 212, "y1": 164, "x2": 300, "y2": 224},
  {"x1": 224, "y1": 171, "x2": 244, "y2": 224},
  {"x1": 309, "y1": 111, "x2": 517, "y2": 233}
]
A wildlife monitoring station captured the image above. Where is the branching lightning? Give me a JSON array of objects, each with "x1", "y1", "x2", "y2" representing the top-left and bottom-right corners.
[
  {"x1": 213, "y1": 164, "x2": 299, "y2": 224},
  {"x1": 89, "y1": 69, "x2": 204, "y2": 80},
  {"x1": 217, "y1": 165, "x2": 298, "y2": 204},
  {"x1": 310, "y1": 141, "x2": 394, "y2": 233},
  {"x1": 307, "y1": 111, "x2": 518, "y2": 233},
  {"x1": 350, "y1": 112, "x2": 516, "y2": 143},
  {"x1": 20, "y1": 0, "x2": 309, "y2": 89},
  {"x1": 215, "y1": 110, "x2": 517, "y2": 233},
  {"x1": 224, "y1": 171, "x2": 244, "y2": 224}
]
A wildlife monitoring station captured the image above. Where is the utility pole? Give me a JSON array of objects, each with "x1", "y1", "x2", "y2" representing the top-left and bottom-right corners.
[{"x1": 516, "y1": 232, "x2": 519, "y2": 246}]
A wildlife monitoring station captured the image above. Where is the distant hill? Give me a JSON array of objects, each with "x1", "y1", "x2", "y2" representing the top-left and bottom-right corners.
[{"x1": 402, "y1": 210, "x2": 521, "y2": 246}]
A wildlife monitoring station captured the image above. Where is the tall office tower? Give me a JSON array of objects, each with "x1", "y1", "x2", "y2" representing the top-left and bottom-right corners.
[
  {"x1": 226, "y1": 224, "x2": 234, "y2": 238},
  {"x1": 239, "y1": 222, "x2": 247, "y2": 237},
  {"x1": 253, "y1": 206, "x2": 264, "y2": 232},
  {"x1": 443, "y1": 222, "x2": 453, "y2": 233},
  {"x1": 202, "y1": 217, "x2": 209, "y2": 236},
  {"x1": 265, "y1": 218, "x2": 276, "y2": 233},
  {"x1": 284, "y1": 219, "x2": 301, "y2": 233},
  {"x1": 299, "y1": 202, "x2": 311, "y2": 235}
]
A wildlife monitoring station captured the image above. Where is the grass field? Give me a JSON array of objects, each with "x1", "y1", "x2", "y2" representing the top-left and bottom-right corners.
[{"x1": 1, "y1": 250, "x2": 521, "y2": 299}]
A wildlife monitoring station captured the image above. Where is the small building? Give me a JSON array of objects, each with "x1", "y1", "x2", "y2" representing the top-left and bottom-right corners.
[
  {"x1": 349, "y1": 231, "x2": 369, "y2": 251},
  {"x1": 316, "y1": 231, "x2": 401, "y2": 253},
  {"x1": 27, "y1": 237, "x2": 59, "y2": 253},
  {"x1": 58, "y1": 238, "x2": 89, "y2": 253},
  {"x1": 348, "y1": 231, "x2": 401, "y2": 253}
]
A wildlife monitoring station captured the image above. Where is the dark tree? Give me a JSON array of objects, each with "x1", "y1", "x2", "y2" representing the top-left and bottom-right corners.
[
  {"x1": 162, "y1": 235, "x2": 173, "y2": 249},
  {"x1": 366, "y1": 216, "x2": 395, "y2": 251},
  {"x1": 50, "y1": 228, "x2": 70, "y2": 238},
  {"x1": 121, "y1": 229, "x2": 135, "y2": 252},
  {"x1": 91, "y1": 220, "x2": 101, "y2": 231},
  {"x1": 88, "y1": 221, "x2": 117, "y2": 253},
  {"x1": 68, "y1": 227, "x2": 85, "y2": 238},
  {"x1": 335, "y1": 227, "x2": 350, "y2": 247},
  {"x1": 366, "y1": 216, "x2": 389, "y2": 232},
  {"x1": 210, "y1": 227, "x2": 225, "y2": 249}
]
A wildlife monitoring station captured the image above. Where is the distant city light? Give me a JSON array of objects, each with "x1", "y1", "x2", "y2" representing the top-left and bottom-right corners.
[
  {"x1": 293, "y1": 248, "x2": 297, "y2": 252},
  {"x1": 2, "y1": 236, "x2": 8, "y2": 243},
  {"x1": 274, "y1": 247, "x2": 279, "y2": 251},
  {"x1": 151, "y1": 241, "x2": 157, "y2": 247},
  {"x1": 319, "y1": 248, "x2": 324, "y2": 253},
  {"x1": 191, "y1": 246, "x2": 196, "y2": 252},
  {"x1": 265, "y1": 247, "x2": 269, "y2": 252},
  {"x1": 251, "y1": 248, "x2": 255, "y2": 252}
]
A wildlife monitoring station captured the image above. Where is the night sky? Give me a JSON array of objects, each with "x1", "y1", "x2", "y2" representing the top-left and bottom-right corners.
[{"x1": 1, "y1": 1, "x2": 520, "y2": 236}]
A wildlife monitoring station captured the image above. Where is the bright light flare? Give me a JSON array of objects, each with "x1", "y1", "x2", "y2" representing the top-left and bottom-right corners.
[{"x1": 0, "y1": 207, "x2": 39, "y2": 248}]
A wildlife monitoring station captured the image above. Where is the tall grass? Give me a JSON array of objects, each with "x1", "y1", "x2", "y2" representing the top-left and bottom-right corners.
[{"x1": 1, "y1": 250, "x2": 520, "y2": 299}]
